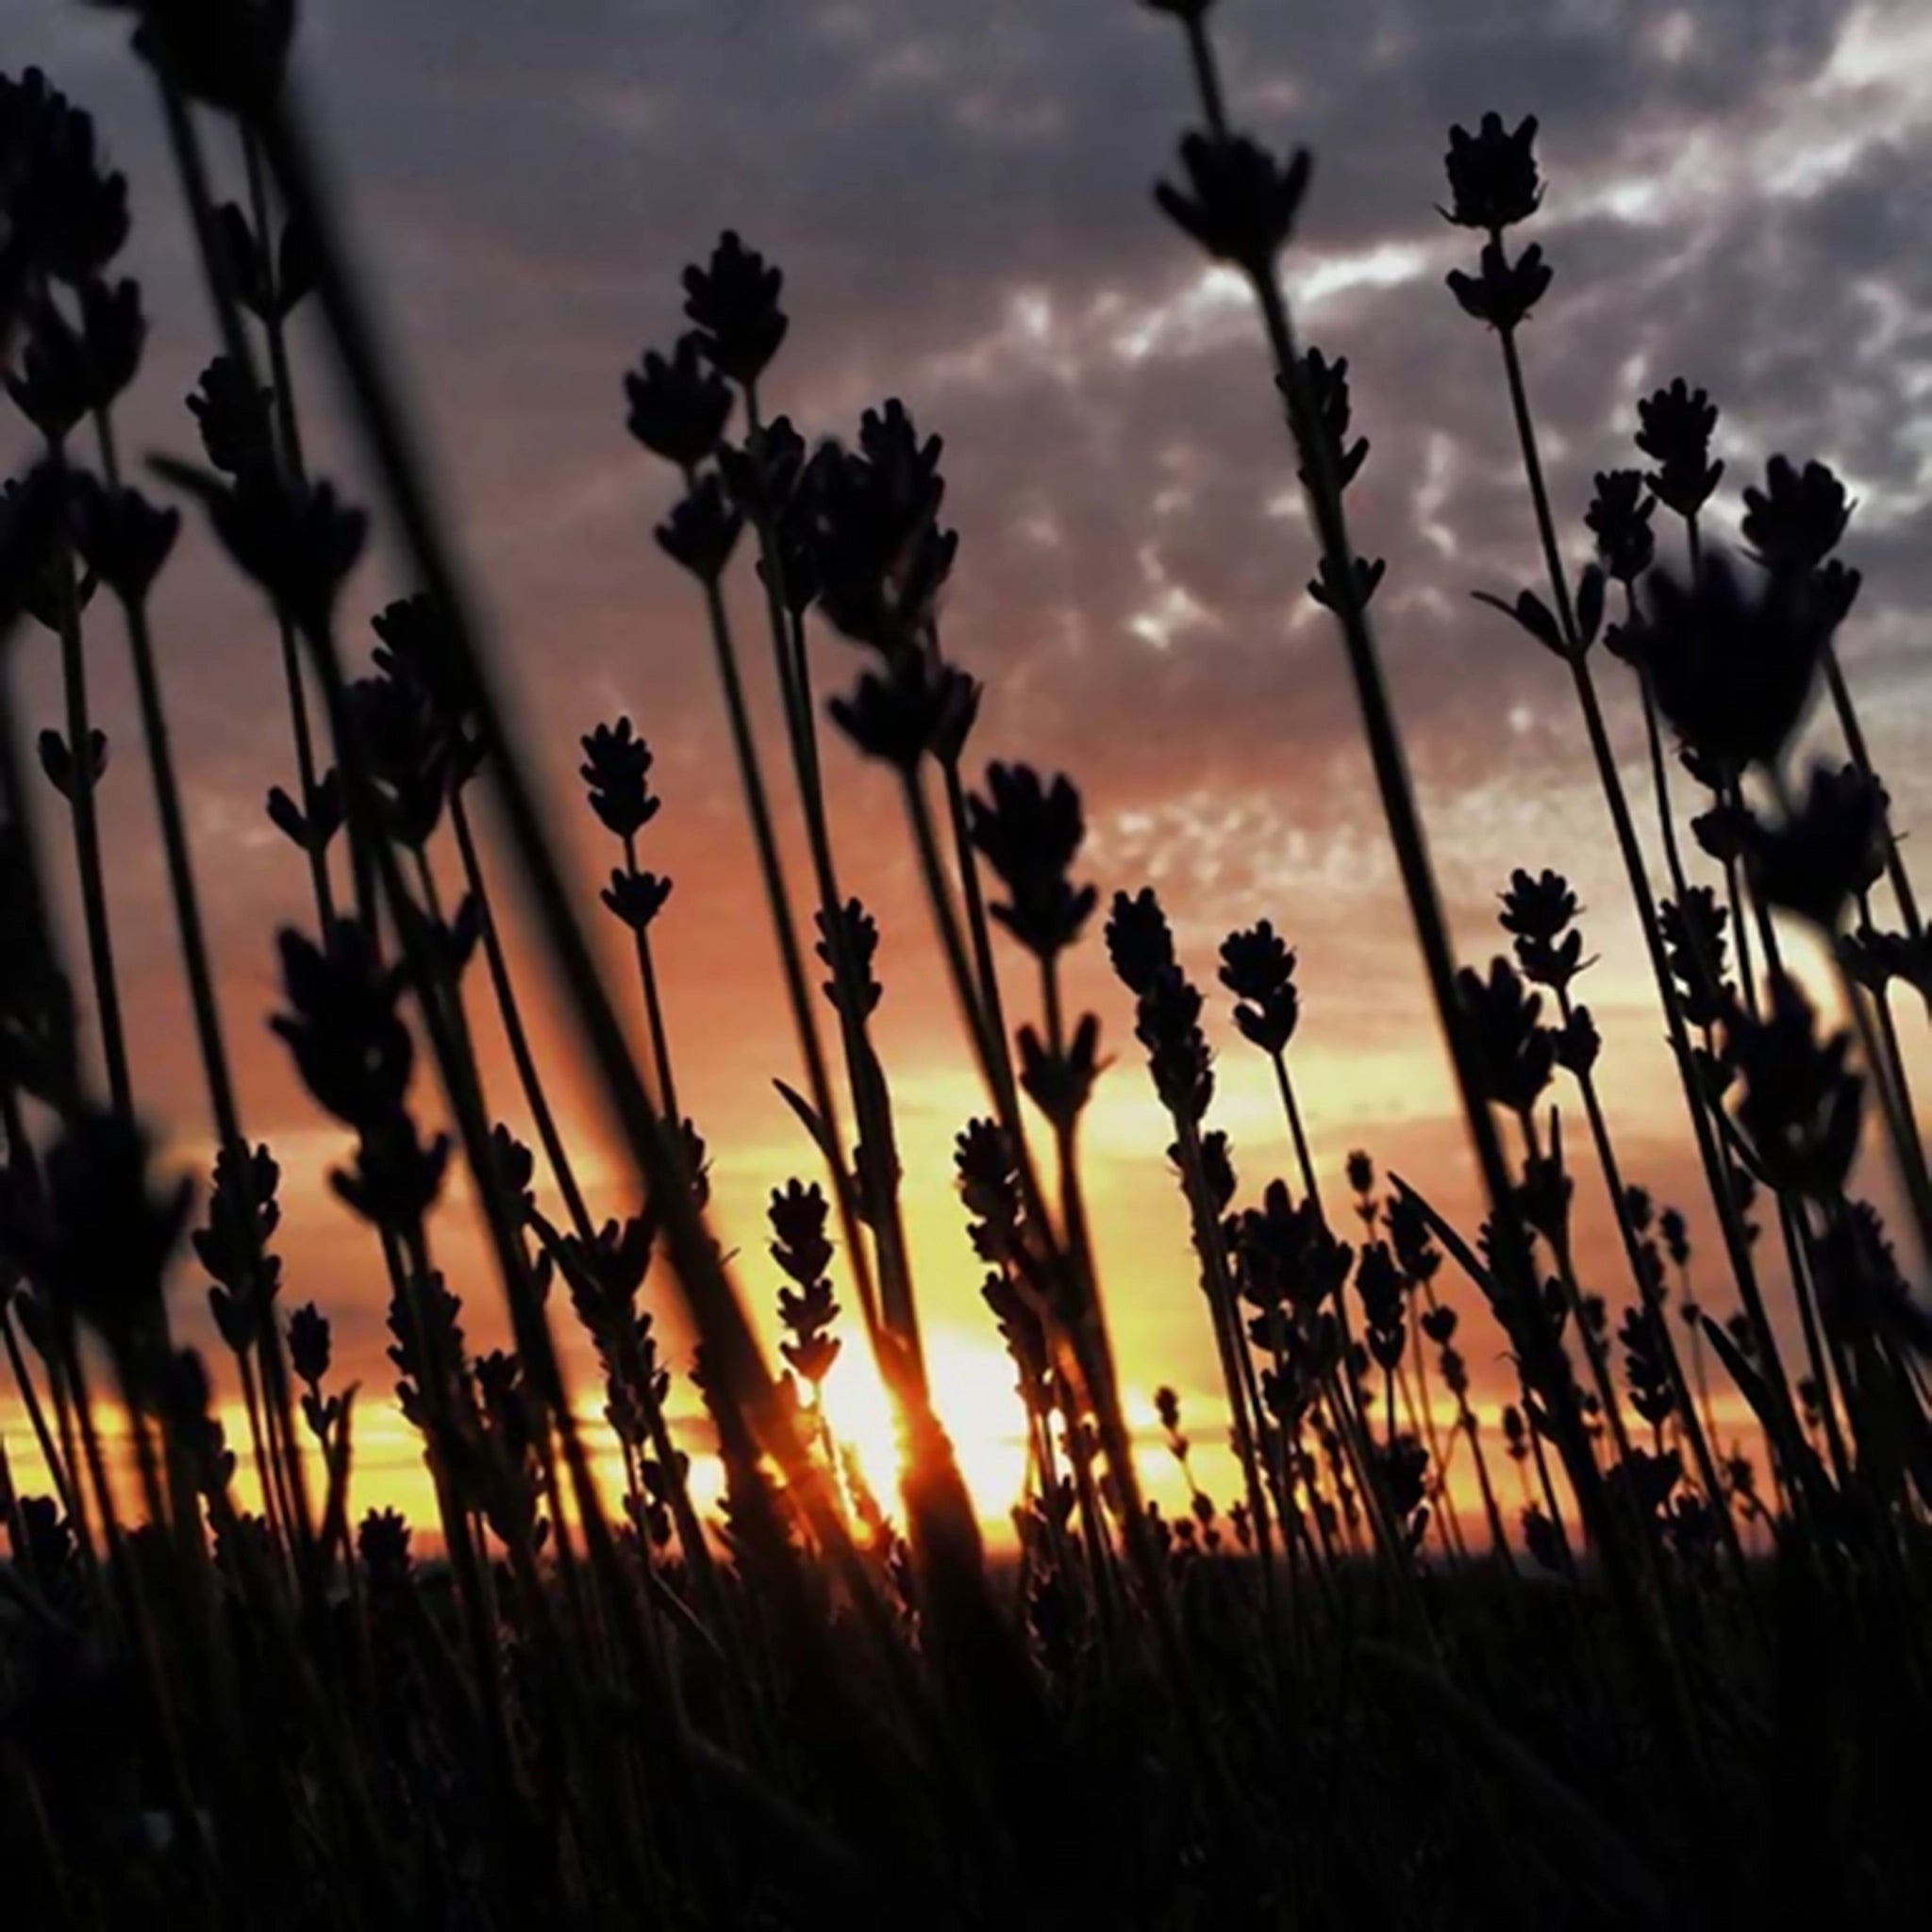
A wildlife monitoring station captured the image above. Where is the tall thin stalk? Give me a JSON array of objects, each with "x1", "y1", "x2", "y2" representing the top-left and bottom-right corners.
[
  {"x1": 45, "y1": 449, "x2": 133, "y2": 1122},
  {"x1": 1158, "y1": 16, "x2": 1695, "y2": 1764},
  {"x1": 1489, "y1": 318, "x2": 1809, "y2": 1495}
]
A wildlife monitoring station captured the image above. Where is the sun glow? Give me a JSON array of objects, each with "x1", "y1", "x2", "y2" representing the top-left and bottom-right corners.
[{"x1": 815, "y1": 1327, "x2": 1034, "y2": 1534}]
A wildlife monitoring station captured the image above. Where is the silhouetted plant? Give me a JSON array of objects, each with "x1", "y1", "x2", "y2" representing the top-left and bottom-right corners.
[{"x1": 2, "y1": 28, "x2": 1930, "y2": 1931}]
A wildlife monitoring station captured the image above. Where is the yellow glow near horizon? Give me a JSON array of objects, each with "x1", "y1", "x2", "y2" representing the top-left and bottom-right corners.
[
  {"x1": 817, "y1": 1327, "x2": 1033, "y2": 1528},
  {"x1": 0, "y1": 1367, "x2": 1777, "y2": 1561}
]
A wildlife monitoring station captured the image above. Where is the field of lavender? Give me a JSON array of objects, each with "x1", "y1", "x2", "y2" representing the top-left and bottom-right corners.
[{"x1": 2, "y1": 3, "x2": 1929, "y2": 1925}]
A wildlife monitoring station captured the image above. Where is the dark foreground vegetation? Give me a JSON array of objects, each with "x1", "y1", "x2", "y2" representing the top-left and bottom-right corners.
[{"x1": 3, "y1": 2, "x2": 1931, "y2": 1924}]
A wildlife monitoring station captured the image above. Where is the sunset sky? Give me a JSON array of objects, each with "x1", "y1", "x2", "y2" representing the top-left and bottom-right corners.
[{"x1": 5, "y1": 0, "x2": 1931, "y2": 1533}]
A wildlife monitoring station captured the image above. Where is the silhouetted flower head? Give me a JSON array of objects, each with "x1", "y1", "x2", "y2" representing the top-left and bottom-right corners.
[
  {"x1": 1020, "y1": 1012, "x2": 1104, "y2": 1132},
  {"x1": 1291, "y1": 346, "x2": 1370, "y2": 492},
  {"x1": 1446, "y1": 239, "x2": 1551, "y2": 331},
  {"x1": 0, "y1": 466, "x2": 69, "y2": 632},
  {"x1": 192, "y1": 1141, "x2": 280, "y2": 1326},
  {"x1": 36, "y1": 726, "x2": 107, "y2": 801},
  {"x1": 333, "y1": 1117, "x2": 449, "y2": 1232},
  {"x1": 153, "y1": 456, "x2": 366, "y2": 638},
  {"x1": 110, "y1": 0, "x2": 296, "y2": 118},
  {"x1": 761, "y1": 458, "x2": 827, "y2": 620},
  {"x1": 1197, "y1": 1127, "x2": 1237, "y2": 1213},
  {"x1": 682, "y1": 231, "x2": 788, "y2": 387},
  {"x1": 265, "y1": 769, "x2": 343, "y2": 859},
  {"x1": 1515, "y1": 1145, "x2": 1573, "y2": 1253},
  {"x1": 1105, "y1": 887, "x2": 1175, "y2": 997},
  {"x1": 579, "y1": 717, "x2": 659, "y2": 841},
  {"x1": 1457, "y1": 958, "x2": 1554, "y2": 1114},
  {"x1": 1441, "y1": 112, "x2": 1541, "y2": 231},
  {"x1": 815, "y1": 898, "x2": 881, "y2": 1018},
  {"x1": 1659, "y1": 1208, "x2": 1690, "y2": 1269},
  {"x1": 486, "y1": 1124, "x2": 538, "y2": 1225},
  {"x1": 808, "y1": 401, "x2": 957, "y2": 653},
  {"x1": 1813, "y1": 1202, "x2": 1932, "y2": 1356},
  {"x1": 1740, "y1": 762, "x2": 1887, "y2": 930},
  {"x1": 270, "y1": 921, "x2": 413, "y2": 1131},
  {"x1": 6, "y1": 291, "x2": 92, "y2": 437},
  {"x1": 1585, "y1": 469, "x2": 1656, "y2": 584},
  {"x1": 1813, "y1": 558, "x2": 1861, "y2": 629},
  {"x1": 602, "y1": 868, "x2": 671, "y2": 934},
  {"x1": 720, "y1": 413, "x2": 807, "y2": 529},
  {"x1": 1235, "y1": 1179, "x2": 1351, "y2": 1314},
  {"x1": 1347, "y1": 1149, "x2": 1374, "y2": 1199},
  {"x1": 1554, "y1": 1002, "x2": 1600, "y2": 1078},
  {"x1": 1636, "y1": 379, "x2": 1723, "y2": 520},
  {"x1": 214, "y1": 197, "x2": 315, "y2": 323},
  {"x1": 86, "y1": 272, "x2": 143, "y2": 390},
  {"x1": 969, "y1": 763, "x2": 1097, "y2": 960},
  {"x1": 1385, "y1": 1189, "x2": 1441, "y2": 1288},
  {"x1": 1627, "y1": 551, "x2": 1829, "y2": 773},
  {"x1": 1689, "y1": 795, "x2": 1753, "y2": 865},
  {"x1": 2, "y1": 74, "x2": 128, "y2": 284},
  {"x1": 188, "y1": 355, "x2": 275, "y2": 479},
  {"x1": 1496, "y1": 867, "x2": 1574, "y2": 943},
  {"x1": 358, "y1": 1507, "x2": 412, "y2": 1591},
  {"x1": 925, "y1": 662, "x2": 981, "y2": 767},
  {"x1": 1219, "y1": 920, "x2": 1299, "y2": 1056},
  {"x1": 1725, "y1": 972, "x2": 1861, "y2": 1201},
  {"x1": 70, "y1": 474, "x2": 179, "y2": 605},
  {"x1": 656, "y1": 468, "x2": 742, "y2": 581},
  {"x1": 1624, "y1": 1181, "x2": 1655, "y2": 1232},
  {"x1": 1608, "y1": 1443, "x2": 1682, "y2": 1529},
  {"x1": 1357, "y1": 1241, "x2": 1407, "y2": 1371},
  {"x1": 770, "y1": 1178, "x2": 841, "y2": 1389},
  {"x1": 287, "y1": 1301, "x2": 330, "y2": 1386},
  {"x1": 7, "y1": 1110, "x2": 188, "y2": 1368},
  {"x1": 1307, "y1": 551, "x2": 1385, "y2": 614},
  {"x1": 858, "y1": 398, "x2": 944, "y2": 525},
  {"x1": 829, "y1": 651, "x2": 958, "y2": 771},
  {"x1": 1136, "y1": 964, "x2": 1212, "y2": 1124},
  {"x1": 955, "y1": 1116, "x2": 1022, "y2": 1254},
  {"x1": 371, "y1": 591, "x2": 479, "y2": 759},
  {"x1": 1741, "y1": 455, "x2": 1850, "y2": 573},
  {"x1": 558, "y1": 1212, "x2": 657, "y2": 1347},
  {"x1": 625, "y1": 331, "x2": 734, "y2": 471},
  {"x1": 1156, "y1": 130, "x2": 1312, "y2": 272},
  {"x1": 768, "y1": 1176, "x2": 831, "y2": 1288},
  {"x1": 1841, "y1": 924, "x2": 1932, "y2": 1007},
  {"x1": 1498, "y1": 868, "x2": 1587, "y2": 991},
  {"x1": 351, "y1": 668, "x2": 448, "y2": 848}
]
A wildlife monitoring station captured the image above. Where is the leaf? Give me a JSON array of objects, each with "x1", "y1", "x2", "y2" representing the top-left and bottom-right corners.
[
  {"x1": 773, "y1": 1078, "x2": 838, "y2": 1171},
  {"x1": 1472, "y1": 587, "x2": 1566, "y2": 658},
  {"x1": 309, "y1": 769, "x2": 345, "y2": 846},
  {"x1": 1359, "y1": 1641, "x2": 1669, "y2": 1926},
  {"x1": 277, "y1": 215, "x2": 320, "y2": 317},
  {"x1": 1703, "y1": 1313, "x2": 1831, "y2": 1511},
  {"x1": 1575, "y1": 561, "x2": 1607, "y2": 647},
  {"x1": 316, "y1": 1386, "x2": 357, "y2": 1563},
  {"x1": 36, "y1": 728, "x2": 71, "y2": 798},
  {"x1": 1389, "y1": 1172, "x2": 1498, "y2": 1306},
  {"x1": 216, "y1": 201, "x2": 267, "y2": 319},
  {"x1": 265, "y1": 784, "x2": 308, "y2": 848}
]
